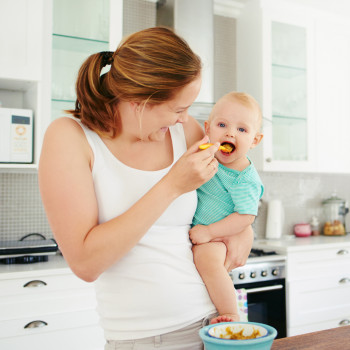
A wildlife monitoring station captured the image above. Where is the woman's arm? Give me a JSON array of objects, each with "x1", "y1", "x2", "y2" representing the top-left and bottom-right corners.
[
  {"x1": 183, "y1": 115, "x2": 206, "y2": 147},
  {"x1": 39, "y1": 117, "x2": 217, "y2": 282}
]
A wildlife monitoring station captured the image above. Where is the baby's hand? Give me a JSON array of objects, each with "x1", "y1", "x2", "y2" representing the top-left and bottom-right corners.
[{"x1": 189, "y1": 224, "x2": 212, "y2": 244}]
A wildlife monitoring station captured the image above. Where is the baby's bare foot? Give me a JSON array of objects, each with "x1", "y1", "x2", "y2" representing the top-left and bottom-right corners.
[{"x1": 210, "y1": 314, "x2": 240, "y2": 324}]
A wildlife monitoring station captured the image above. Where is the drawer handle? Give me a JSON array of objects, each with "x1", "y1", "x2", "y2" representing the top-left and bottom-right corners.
[
  {"x1": 339, "y1": 278, "x2": 350, "y2": 284},
  {"x1": 24, "y1": 320, "x2": 48, "y2": 329},
  {"x1": 23, "y1": 280, "x2": 47, "y2": 288},
  {"x1": 339, "y1": 319, "x2": 350, "y2": 326},
  {"x1": 337, "y1": 249, "x2": 349, "y2": 256}
]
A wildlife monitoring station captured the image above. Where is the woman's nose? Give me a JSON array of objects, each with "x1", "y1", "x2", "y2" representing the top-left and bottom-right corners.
[{"x1": 177, "y1": 112, "x2": 189, "y2": 124}]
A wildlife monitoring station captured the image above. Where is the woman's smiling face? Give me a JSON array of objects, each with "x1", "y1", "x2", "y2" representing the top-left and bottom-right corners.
[
  {"x1": 134, "y1": 76, "x2": 202, "y2": 142},
  {"x1": 204, "y1": 96, "x2": 263, "y2": 168}
]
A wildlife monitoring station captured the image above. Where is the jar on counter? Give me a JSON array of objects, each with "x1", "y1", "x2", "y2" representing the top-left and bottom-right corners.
[
  {"x1": 322, "y1": 193, "x2": 349, "y2": 235},
  {"x1": 310, "y1": 216, "x2": 320, "y2": 236}
]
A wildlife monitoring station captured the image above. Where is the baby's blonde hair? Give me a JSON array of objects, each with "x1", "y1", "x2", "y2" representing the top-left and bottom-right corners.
[{"x1": 209, "y1": 91, "x2": 262, "y2": 130}]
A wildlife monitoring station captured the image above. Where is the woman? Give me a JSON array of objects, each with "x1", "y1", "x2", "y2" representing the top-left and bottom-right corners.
[{"x1": 39, "y1": 27, "x2": 253, "y2": 349}]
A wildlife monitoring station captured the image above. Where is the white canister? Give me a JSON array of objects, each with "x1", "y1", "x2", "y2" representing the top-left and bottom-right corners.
[{"x1": 265, "y1": 199, "x2": 284, "y2": 239}]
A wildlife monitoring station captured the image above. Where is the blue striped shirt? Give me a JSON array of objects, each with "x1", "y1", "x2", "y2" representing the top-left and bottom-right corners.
[{"x1": 192, "y1": 160, "x2": 264, "y2": 226}]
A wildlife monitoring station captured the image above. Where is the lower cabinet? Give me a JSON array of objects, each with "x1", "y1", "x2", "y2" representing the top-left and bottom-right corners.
[
  {"x1": 286, "y1": 244, "x2": 350, "y2": 336},
  {"x1": 0, "y1": 261, "x2": 105, "y2": 349}
]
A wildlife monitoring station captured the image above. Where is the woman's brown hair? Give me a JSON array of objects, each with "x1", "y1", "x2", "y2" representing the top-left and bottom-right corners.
[{"x1": 67, "y1": 27, "x2": 202, "y2": 137}]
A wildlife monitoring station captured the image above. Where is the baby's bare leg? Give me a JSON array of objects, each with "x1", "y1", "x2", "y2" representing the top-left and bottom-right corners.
[{"x1": 192, "y1": 242, "x2": 239, "y2": 324}]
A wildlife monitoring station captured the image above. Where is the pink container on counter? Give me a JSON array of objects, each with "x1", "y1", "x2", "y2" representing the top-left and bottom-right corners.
[{"x1": 294, "y1": 223, "x2": 312, "y2": 237}]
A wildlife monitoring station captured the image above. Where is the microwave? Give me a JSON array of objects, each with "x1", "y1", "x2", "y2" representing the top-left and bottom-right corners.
[{"x1": 0, "y1": 108, "x2": 33, "y2": 163}]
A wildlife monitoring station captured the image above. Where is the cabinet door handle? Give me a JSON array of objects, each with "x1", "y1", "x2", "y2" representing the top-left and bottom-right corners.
[
  {"x1": 265, "y1": 157, "x2": 272, "y2": 163},
  {"x1": 339, "y1": 319, "x2": 350, "y2": 326},
  {"x1": 23, "y1": 280, "x2": 47, "y2": 288},
  {"x1": 337, "y1": 249, "x2": 349, "y2": 255},
  {"x1": 339, "y1": 278, "x2": 350, "y2": 284},
  {"x1": 24, "y1": 320, "x2": 48, "y2": 329}
]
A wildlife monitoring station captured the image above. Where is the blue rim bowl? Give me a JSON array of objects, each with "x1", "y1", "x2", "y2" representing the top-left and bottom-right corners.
[{"x1": 199, "y1": 322, "x2": 277, "y2": 350}]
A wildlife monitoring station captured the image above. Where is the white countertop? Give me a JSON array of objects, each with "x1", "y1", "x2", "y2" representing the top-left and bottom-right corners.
[
  {"x1": 0, "y1": 254, "x2": 70, "y2": 280},
  {"x1": 2, "y1": 236, "x2": 350, "y2": 278},
  {"x1": 253, "y1": 234, "x2": 350, "y2": 254}
]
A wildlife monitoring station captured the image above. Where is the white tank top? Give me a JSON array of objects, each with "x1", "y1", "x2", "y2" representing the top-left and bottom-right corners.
[{"x1": 73, "y1": 119, "x2": 215, "y2": 340}]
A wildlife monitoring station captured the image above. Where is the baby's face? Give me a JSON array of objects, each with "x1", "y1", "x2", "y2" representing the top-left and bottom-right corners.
[{"x1": 205, "y1": 98, "x2": 262, "y2": 166}]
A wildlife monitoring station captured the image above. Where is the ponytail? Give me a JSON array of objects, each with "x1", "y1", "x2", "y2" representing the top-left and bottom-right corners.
[{"x1": 67, "y1": 51, "x2": 120, "y2": 137}]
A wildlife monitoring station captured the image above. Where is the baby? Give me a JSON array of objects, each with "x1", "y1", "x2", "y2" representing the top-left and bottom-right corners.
[{"x1": 190, "y1": 91, "x2": 264, "y2": 324}]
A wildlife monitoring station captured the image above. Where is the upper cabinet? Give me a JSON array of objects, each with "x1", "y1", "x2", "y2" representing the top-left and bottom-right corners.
[
  {"x1": 0, "y1": 0, "x2": 49, "y2": 169},
  {"x1": 0, "y1": 0, "x2": 44, "y2": 81},
  {"x1": 314, "y1": 14, "x2": 350, "y2": 174},
  {"x1": 237, "y1": 0, "x2": 316, "y2": 172},
  {"x1": 0, "y1": 0, "x2": 122, "y2": 170},
  {"x1": 237, "y1": 0, "x2": 350, "y2": 173},
  {"x1": 51, "y1": 0, "x2": 113, "y2": 120}
]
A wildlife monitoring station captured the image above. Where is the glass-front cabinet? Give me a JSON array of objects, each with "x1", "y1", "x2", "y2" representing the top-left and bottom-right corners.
[
  {"x1": 237, "y1": 0, "x2": 315, "y2": 172},
  {"x1": 271, "y1": 21, "x2": 308, "y2": 162},
  {"x1": 51, "y1": 0, "x2": 111, "y2": 120}
]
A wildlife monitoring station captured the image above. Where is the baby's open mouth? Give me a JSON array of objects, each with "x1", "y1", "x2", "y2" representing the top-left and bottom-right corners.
[{"x1": 221, "y1": 142, "x2": 235, "y2": 153}]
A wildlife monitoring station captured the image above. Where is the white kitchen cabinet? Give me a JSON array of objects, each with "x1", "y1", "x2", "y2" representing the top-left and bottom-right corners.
[
  {"x1": 51, "y1": 0, "x2": 122, "y2": 121},
  {"x1": 0, "y1": 0, "x2": 122, "y2": 170},
  {"x1": 0, "y1": 0, "x2": 50, "y2": 169},
  {"x1": 0, "y1": 256, "x2": 105, "y2": 350},
  {"x1": 286, "y1": 243, "x2": 350, "y2": 336},
  {"x1": 0, "y1": 0, "x2": 44, "y2": 81},
  {"x1": 314, "y1": 14, "x2": 350, "y2": 174},
  {"x1": 253, "y1": 236, "x2": 350, "y2": 336},
  {"x1": 237, "y1": 0, "x2": 350, "y2": 173},
  {"x1": 237, "y1": 0, "x2": 316, "y2": 172}
]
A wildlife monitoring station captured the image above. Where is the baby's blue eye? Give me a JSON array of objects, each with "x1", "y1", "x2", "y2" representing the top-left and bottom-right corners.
[
  {"x1": 238, "y1": 127, "x2": 246, "y2": 132},
  {"x1": 218, "y1": 123, "x2": 225, "y2": 128}
]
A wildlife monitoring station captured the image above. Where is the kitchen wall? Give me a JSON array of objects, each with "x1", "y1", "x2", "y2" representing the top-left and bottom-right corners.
[
  {"x1": 1, "y1": 0, "x2": 350, "y2": 242},
  {"x1": 1, "y1": 171, "x2": 350, "y2": 242}
]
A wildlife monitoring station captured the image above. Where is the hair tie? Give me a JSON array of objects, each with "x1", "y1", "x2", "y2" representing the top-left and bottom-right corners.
[{"x1": 101, "y1": 51, "x2": 114, "y2": 68}]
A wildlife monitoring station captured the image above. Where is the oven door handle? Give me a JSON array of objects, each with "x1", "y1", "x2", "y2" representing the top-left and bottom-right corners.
[{"x1": 244, "y1": 284, "x2": 284, "y2": 294}]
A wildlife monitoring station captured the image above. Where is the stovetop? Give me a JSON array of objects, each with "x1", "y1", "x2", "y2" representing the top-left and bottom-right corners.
[
  {"x1": 229, "y1": 248, "x2": 286, "y2": 284},
  {"x1": 247, "y1": 248, "x2": 286, "y2": 264}
]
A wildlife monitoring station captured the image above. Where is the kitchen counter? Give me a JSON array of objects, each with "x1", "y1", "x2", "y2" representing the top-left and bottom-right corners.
[
  {"x1": 253, "y1": 235, "x2": 350, "y2": 254},
  {"x1": 271, "y1": 325, "x2": 350, "y2": 350},
  {"x1": 0, "y1": 254, "x2": 70, "y2": 279}
]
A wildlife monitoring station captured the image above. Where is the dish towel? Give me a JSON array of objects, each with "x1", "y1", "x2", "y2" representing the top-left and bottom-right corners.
[{"x1": 236, "y1": 288, "x2": 248, "y2": 322}]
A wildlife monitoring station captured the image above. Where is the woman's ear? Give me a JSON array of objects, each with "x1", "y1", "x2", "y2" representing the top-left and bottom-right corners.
[
  {"x1": 250, "y1": 133, "x2": 264, "y2": 149},
  {"x1": 130, "y1": 101, "x2": 141, "y2": 112}
]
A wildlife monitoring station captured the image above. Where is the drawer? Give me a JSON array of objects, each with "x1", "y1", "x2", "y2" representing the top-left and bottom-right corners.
[
  {"x1": 0, "y1": 273, "x2": 94, "y2": 298},
  {"x1": 287, "y1": 276, "x2": 350, "y2": 326},
  {"x1": 287, "y1": 245, "x2": 350, "y2": 280},
  {"x1": 288, "y1": 319, "x2": 350, "y2": 337},
  {"x1": 0, "y1": 287, "x2": 97, "y2": 321},
  {"x1": 0, "y1": 309, "x2": 100, "y2": 338},
  {"x1": 0, "y1": 319, "x2": 104, "y2": 350}
]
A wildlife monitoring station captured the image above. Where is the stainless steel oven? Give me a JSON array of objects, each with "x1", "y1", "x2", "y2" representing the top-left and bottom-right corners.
[{"x1": 229, "y1": 249, "x2": 287, "y2": 338}]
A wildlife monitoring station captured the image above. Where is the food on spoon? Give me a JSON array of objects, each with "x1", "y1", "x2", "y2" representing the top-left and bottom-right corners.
[{"x1": 199, "y1": 143, "x2": 233, "y2": 153}]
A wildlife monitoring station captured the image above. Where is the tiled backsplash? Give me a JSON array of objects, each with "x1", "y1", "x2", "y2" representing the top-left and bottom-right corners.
[
  {"x1": 1, "y1": 171, "x2": 350, "y2": 242},
  {"x1": 0, "y1": 173, "x2": 52, "y2": 241},
  {"x1": 255, "y1": 172, "x2": 350, "y2": 239}
]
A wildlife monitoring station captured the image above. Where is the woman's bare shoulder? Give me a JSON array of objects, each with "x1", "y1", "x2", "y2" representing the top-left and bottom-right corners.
[
  {"x1": 40, "y1": 116, "x2": 93, "y2": 168},
  {"x1": 45, "y1": 116, "x2": 84, "y2": 137}
]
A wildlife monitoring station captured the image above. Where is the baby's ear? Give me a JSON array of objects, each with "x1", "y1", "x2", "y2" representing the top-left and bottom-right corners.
[
  {"x1": 251, "y1": 133, "x2": 263, "y2": 149},
  {"x1": 204, "y1": 120, "x2": 210, "y2": 135}
]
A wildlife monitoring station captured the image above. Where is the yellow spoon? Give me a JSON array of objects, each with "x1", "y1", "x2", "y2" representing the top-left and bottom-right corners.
[{"x1": 199, "y1": 143, "x2": 233, "y2": 153}]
